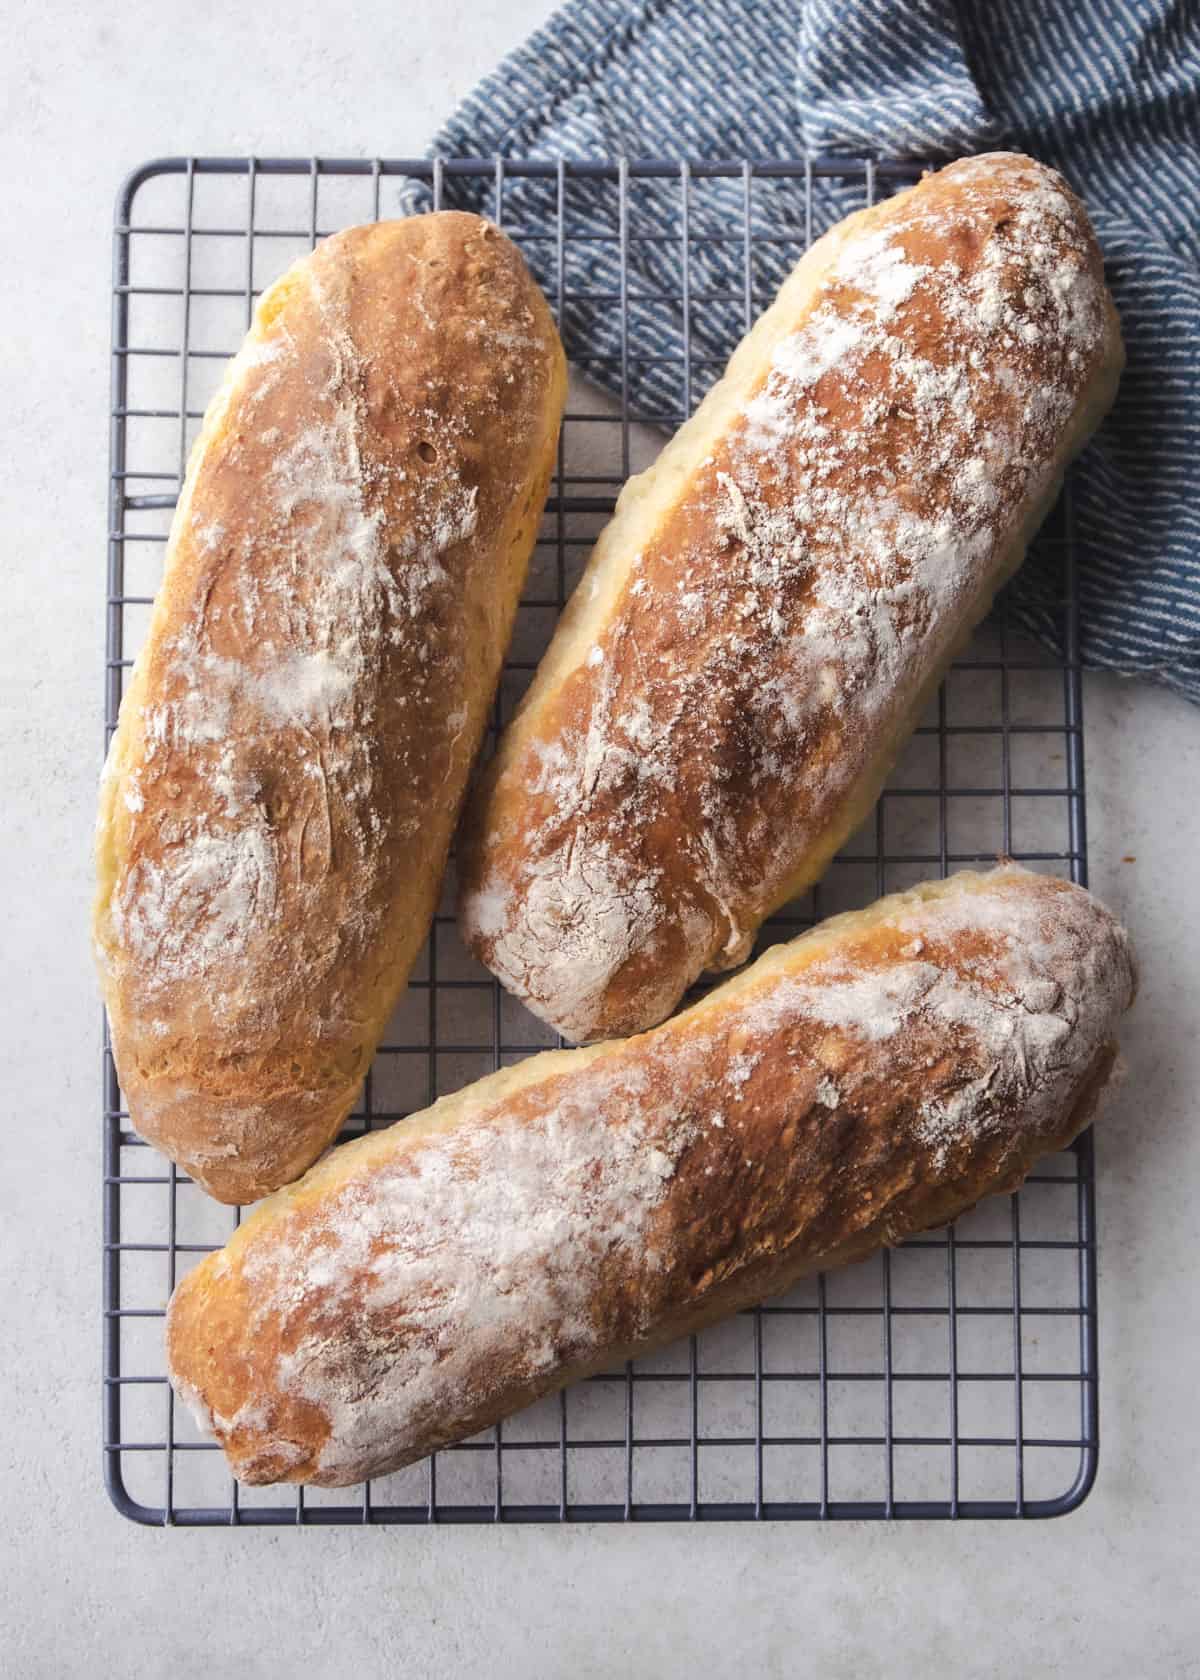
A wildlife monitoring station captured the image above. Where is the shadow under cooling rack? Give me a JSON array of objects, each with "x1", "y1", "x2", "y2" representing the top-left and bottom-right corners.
[{"x1": 103, "y1": 155, "x2": 1099, "y2": 1527}]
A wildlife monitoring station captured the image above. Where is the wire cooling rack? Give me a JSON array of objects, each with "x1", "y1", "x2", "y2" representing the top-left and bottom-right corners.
[{"x1": 104, "y1": 156, "x2": 1098, "y2": 1526}]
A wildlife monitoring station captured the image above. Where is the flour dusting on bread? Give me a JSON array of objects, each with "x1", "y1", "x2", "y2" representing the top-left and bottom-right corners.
[
  {"x1": 93, "y1": 214, "x2": 566, "y2": 1200},
  {"x1": 166, "y1": 867, "x2": 1136, "y2": 1486},
  {"x1": 460, "y1": 154, "x2": 1122, "y2": 1042}
]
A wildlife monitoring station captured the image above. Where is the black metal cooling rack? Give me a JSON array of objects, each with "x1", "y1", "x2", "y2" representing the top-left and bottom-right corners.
[{"x1": 104, "y1": 155, "x2": 1098, "y2": 1526}]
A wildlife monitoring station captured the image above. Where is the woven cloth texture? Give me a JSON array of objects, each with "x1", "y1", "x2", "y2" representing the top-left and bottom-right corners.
[{"x1": 401, "y1": 0, "x2": 1200, "y2": 699}]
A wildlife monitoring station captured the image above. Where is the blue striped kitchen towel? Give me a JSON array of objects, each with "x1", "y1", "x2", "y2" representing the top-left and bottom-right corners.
[{"x1": 402, "y1": 0, "x2": 1200, "y2": 700}]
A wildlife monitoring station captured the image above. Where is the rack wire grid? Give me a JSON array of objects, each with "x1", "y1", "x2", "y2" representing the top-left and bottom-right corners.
[{"x1": 105, "y1": 155, "x2": 1098, "y2": 1526}]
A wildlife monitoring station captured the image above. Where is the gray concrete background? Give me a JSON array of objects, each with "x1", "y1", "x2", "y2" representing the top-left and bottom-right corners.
[{"x1": 2, "y1": 2, "x2": 1197, "y2": 1673}]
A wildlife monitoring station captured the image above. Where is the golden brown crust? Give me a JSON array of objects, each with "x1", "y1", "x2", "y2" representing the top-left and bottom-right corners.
[
  {"x1": 458, "y1": 154, "x2": 1124, "y2": 1042},
  {"x1": 93, "y1": 213, "x2": 567, "y2": 1202},
  {"x1": 166, "y1": 866, "x2": 1136, "y2": 1486}
]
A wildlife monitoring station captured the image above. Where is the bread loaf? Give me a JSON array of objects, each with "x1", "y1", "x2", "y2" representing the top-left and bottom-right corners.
[
  {"x1": 93, "y1": 214, "x2": 567, "y2": 1202},
  {"x1": 167, "y1": 866, "x2": 1135, "y2": 1487},
  {"x1": 458, "y1": 153, "x2": 1123, "y2": 1042}
]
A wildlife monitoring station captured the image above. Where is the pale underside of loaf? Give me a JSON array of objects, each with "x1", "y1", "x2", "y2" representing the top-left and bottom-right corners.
[
  {"x1": 458, "y1": 153, "x2": 1124, "y2": 1043},
  {"x1": 93, "y1": 213, "x2": 566, "y2": 1202},
  {"x1": 166, "y1": 866, "x2": 1136, "y2": 1487}
]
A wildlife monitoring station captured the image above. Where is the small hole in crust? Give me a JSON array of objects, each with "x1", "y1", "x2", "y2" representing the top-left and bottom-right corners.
[{"x1": 416, "y1": 440, "x2": 437, "y2": 463}]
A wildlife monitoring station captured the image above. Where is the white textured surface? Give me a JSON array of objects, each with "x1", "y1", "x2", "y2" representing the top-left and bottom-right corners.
[{"x1": 2, "y1": 3, "x2": 1198, "y2": 1674}]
